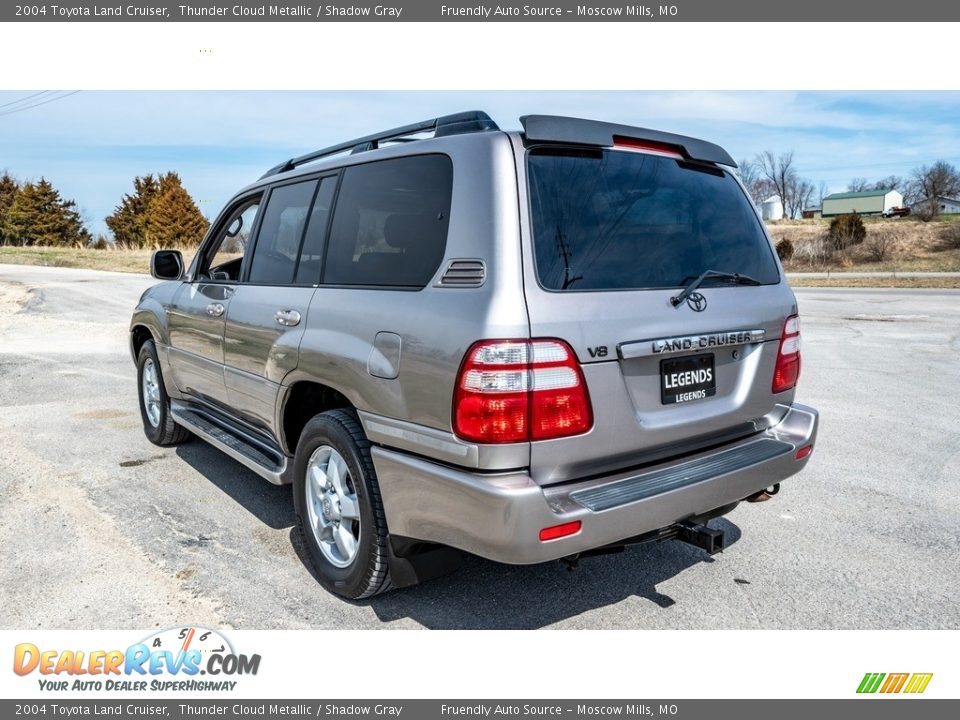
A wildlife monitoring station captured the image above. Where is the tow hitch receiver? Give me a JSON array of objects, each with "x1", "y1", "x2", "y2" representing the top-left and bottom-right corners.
[{"x1": 677, "y1": 521, "x2": 725, "y2": 555}]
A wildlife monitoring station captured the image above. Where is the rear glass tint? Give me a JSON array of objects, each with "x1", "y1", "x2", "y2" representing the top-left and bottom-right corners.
[
  {"x1": 248, "y1": 179, "x2": 318, "y2": 285},
  {"x1": 527, "y1": 148, "x2": 779, "y2": 291},
  {"x1": 294, "y1": 175, "x2": 336, "y2": 286},
  {"x1": 323, "y1": 154, "x2": 452, "y2": 288}
]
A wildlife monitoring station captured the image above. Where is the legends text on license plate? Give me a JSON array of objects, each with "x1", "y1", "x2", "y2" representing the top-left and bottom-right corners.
[{"x1": 660, "y1": 354, "x2": 716, "y2": 405}]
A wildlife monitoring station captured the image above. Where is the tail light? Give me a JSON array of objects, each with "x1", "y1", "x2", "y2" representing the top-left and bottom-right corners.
[
  {"x1": 453, "y1": 339, "x2": 593, "y2": 444},
  {"x1": 772, "y1": 315, "x2": 801, "y2": 393}
]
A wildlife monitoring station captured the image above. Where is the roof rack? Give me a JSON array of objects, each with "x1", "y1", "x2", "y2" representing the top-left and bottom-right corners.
[{"x1": 260, "y1": 110, "x2": 500, "y2": 179}]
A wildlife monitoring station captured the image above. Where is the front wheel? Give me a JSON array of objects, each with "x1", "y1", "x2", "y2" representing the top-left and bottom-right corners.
[
  {"x1": 137, "y1": 339, "x2": 191, "y2": 447},
  {"x1": 293, "y1": 409, "x2": 392, "y2": 599}
]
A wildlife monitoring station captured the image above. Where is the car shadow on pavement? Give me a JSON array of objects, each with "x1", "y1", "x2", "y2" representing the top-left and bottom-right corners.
[
  {"x1": 175, "y1": 441, "x2": 743, "y2": 629},
  {"x1": 365, "y1": 518, "x2": 742, "y2": 629},
  {"x1": 175, "y1": 442, "x2": 294, "y2": 530}
]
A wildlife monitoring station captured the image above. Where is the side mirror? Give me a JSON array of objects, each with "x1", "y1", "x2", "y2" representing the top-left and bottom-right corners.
[{"x1": 150, "y1": 250, "x2": 184, "y2": 280}]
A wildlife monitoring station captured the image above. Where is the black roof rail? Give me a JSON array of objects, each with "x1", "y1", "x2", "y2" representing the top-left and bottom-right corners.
[
  {"x1": 260, "y1": 110, "x2": 500, "y2": 179},
  {"x1": 520, "y1": 114, "x2": 737, "y2": 167}
]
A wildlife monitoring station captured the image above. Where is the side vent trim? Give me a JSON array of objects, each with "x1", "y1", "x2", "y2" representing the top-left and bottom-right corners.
[{"x1": 436, "y1": 259, "x2": 486, "y2": 288}]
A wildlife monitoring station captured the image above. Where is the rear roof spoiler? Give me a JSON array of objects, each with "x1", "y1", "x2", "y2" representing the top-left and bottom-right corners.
[{"x1": 520, "y1": 114, "x2": 737, "y2": 167}]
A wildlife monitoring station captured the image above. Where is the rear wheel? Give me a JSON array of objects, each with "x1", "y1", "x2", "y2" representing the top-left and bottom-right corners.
[
  {"x1": 293, "y1": 409, "x2": 392, "y2": 599},
  {"x1": 137, "y1": 340, "x2": 191, "y2": 447}
]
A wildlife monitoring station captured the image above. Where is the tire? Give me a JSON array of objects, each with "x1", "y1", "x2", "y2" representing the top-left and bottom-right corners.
[
  {"x1": 293, "y1": 409, "x2": 393, "y2": 599},
  {"x1": 137, "y1": 339, "x2": 191, "y2": 447}
]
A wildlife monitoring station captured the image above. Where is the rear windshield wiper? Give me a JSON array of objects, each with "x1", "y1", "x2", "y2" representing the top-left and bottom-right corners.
[{"x1": 670, "y1": 269, "x2": 762, "y2": 308}]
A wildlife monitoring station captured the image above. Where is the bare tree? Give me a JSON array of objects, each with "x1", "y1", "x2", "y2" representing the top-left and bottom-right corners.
[
  {"x1": 787, "y1": 178, "x2": 816, "y2": 219},
  {"x1": 737, "y1": 157, "x2": 774, "y2": 206},
  {"x1": 872, "y1": 175, "x2": 905, "y2": 194},
  {"x1": 847, "y1": 177, "x2": 869, "y2": 192},
  {"x1": 817, "y1": 181, "x2": 830, "y2": 206},
  {"x1": 910, "y1": 161, "x2": 960, "y2": 219},
  {"x1": 755, "y1": 150, "x2": 798, "y2": 219}
]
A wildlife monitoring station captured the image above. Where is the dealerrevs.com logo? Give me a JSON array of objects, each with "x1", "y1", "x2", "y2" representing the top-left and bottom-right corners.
[{"x1": 13, "y1": 627, "x2": 260, "y2": 692}]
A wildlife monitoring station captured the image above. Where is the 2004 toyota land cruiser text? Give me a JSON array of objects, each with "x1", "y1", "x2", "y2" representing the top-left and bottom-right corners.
[{"x1": 130, "y1": 112, "x2": 819, "y2": 599}]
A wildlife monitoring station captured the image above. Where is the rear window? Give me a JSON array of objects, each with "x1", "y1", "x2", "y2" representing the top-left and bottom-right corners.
[
  {"x1": 527, "y1": 148, "x2": 779, "y2": 291},
  {"x1": 247, "y1": 179, "x2": 318, "y2": 285},
  {"x1": 323, "y1": 154, "x2": 452, "y2": 288}
]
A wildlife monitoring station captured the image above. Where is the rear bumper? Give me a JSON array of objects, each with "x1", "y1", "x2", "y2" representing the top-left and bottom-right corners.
[{"x1": 373, "y1": 402, "x2": 818, "y2": 564}]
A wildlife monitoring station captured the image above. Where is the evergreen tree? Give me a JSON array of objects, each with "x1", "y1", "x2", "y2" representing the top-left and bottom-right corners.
[
  {"x1": 107, "y1": 172, "x2": 207, "y2": 248},
  {"x1": 105, "y1": 174, "x2": 159, "y2": 248},
  {"x1": 145, "y1": 172, "x2": 208, "y2": 248},
  {"x1": 0, "y1": 173, "x2": 18, "y2": 245},
  {"x1": 2, "y1": 178, "x2": 91, "y2": 247}
]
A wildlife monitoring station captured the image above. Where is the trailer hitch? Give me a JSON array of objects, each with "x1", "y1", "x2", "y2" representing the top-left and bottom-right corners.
[{"x1": 676, "y1": 521, "x2": 725, "y2": 555}]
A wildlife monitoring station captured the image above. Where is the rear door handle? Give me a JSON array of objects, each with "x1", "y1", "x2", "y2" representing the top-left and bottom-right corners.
[
  {"x1": 206, "y1": 303, "x2": 225, "y2": 317},
  {"x1": 275, "y1": 309, "x2": 301, "y2": 327}
]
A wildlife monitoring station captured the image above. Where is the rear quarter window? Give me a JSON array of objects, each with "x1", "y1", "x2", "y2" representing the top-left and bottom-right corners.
[
  {"x1": 323, "y1": 154, "x2": 453, "y2": 288},
  {"x1": 527, "y1": 148, "x2": 780, "y2": 291}
]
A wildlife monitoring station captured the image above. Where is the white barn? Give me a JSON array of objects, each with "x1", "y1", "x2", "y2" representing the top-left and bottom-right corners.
[
  {"x1": 936, "y1": 197, "x2": 960, "y2": 215},
  {"x1": 910, "y1": 196, "x2": 960, "y2": 216}
]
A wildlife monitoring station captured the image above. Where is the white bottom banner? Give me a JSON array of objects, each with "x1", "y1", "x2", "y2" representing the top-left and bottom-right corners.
[{"x1": 0, "y1": 630, "x2": 954, "y2": 699}]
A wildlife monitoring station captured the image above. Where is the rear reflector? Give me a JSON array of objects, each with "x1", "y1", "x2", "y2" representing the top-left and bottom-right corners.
[
  {"x1": 795, "y1": 445, "x2": 813, "y2": 460},
  {"x1": 772, "y1": 314, "x2": 802, "y2": 393},
  {"x1": 453, "y1": 339, "x2": 593, "y2": 444},
  {"x1": 539, "y1": 521, "x2": 582, "y2": 542}
]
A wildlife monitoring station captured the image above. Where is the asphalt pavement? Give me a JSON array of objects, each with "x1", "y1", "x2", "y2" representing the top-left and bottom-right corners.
[{"x1": 0, "y1": 264, "x2": 957, "y2": 630}]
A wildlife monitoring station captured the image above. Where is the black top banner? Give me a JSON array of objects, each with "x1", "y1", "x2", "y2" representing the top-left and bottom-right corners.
[{"x1": 2, "y1": 0, "x2": 956, "y2": 22}]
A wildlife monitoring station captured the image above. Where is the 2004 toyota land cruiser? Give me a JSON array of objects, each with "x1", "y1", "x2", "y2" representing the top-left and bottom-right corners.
[{"x1": 130, "y1": 112, "x2": 819, "y2": 599}]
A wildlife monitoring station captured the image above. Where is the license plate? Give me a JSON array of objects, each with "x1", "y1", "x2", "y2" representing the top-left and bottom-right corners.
[{"x1": 660, "y1": 354, "x2": 716, "y2": 405}]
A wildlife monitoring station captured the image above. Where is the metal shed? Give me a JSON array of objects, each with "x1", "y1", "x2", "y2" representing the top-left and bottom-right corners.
[{"x1": 821, "y1": 189, "x2": 903, "y2": 217}]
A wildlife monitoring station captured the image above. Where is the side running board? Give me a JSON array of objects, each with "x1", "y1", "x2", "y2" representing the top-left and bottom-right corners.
[{"x1": 170, "y1": 401, "x2": 293, "y2": 485}]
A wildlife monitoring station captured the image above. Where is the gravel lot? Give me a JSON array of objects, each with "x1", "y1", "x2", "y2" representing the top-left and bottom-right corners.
[{"x1": 0, "y1": 264, "x2": 957, "y2": 630}]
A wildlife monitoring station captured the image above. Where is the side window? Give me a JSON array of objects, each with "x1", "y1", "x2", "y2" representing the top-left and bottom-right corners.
[
  {"x1": 294, "y1": 176, "x2": 337, "y2": 286},
  {"x1": 204, "y1": 199, "x2": 260, "y2": 281},
  {"x1": 323, "y1": 155, "x2": 452, "y2": 288},
  {"x1": 247, "y1": 179, "x2": 318, "y2": 285}
]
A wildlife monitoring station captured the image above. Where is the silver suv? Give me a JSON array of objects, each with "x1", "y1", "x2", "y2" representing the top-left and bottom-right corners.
[{"x1": 131, "y1": 112, "x2": 819, "y2": 599}]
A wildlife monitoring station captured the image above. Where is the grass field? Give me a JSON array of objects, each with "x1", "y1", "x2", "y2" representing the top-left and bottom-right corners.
[
  {"x1": 788, "y1": 276, "x2": 960, "y2": 289},
  {"x1": 786, "y1": 247, "x2": 960, "y2": 274},
  {"x1": 774, "y1": 216, "x2": 960, "y2": 273},
  {"x1": 0, "y1": 246, "x2": 158, "y2": 274}
]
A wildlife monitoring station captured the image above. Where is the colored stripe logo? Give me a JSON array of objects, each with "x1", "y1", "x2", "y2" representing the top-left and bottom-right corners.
[{"x1": 857, "y1": 672, "x2": 933, "y2": 694}]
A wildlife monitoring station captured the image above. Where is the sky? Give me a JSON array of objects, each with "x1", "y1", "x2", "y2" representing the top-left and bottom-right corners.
[{"x1": 1, "y1": 90, "x2": 959, "y2": 236}]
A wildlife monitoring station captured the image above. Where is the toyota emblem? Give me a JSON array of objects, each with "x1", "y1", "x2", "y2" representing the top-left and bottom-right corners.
[{"x1": 686, "y1": 292, "x2": 707, "y2": 312}]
